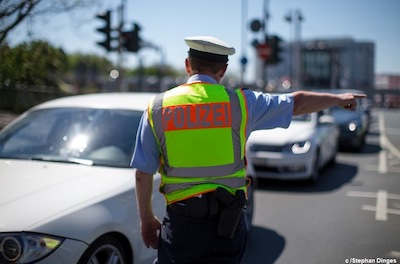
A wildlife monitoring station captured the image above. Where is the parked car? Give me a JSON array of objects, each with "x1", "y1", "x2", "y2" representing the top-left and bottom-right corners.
[
  {"x1": 0, "y1": 92, "x2": 255, "y2": 264},
  {"x1": 246, "y1": 111, "x2": 339, "y2": 182},
  {"x1": 314, "y1": 89, "x2": 369, "y2": 151},
  {"x1": 0, "y1": 92, "x2": 165, "y2": 264}
]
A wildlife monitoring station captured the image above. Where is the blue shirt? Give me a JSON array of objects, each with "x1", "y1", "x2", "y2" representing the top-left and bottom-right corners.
[{"x1": 131, "y1": 74, "x2": 294, "y2": 174}]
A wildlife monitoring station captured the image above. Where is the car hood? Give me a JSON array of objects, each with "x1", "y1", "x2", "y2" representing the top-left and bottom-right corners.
[
  {"x1": 0, "y1": 159, "x2": 135, "y2": 231},
  {"x1": 248, "y1": 122, "x2": 314, "y2": 145}
]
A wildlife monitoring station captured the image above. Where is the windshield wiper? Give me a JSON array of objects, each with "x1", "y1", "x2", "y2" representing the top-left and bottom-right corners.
[{"x1": 30, "y1": 156, "x2": 94, "y2": 166}]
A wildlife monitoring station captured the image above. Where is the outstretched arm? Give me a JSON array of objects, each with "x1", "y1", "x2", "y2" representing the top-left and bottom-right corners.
[
  {"x1": 135, "y1": 170, "x2": 161, "y2": 249},
  {"x1": 292, "y1": 91, "x2": 366, "y2": 116}
]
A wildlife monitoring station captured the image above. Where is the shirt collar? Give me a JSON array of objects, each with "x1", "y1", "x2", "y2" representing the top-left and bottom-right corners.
[{"x1": 187, "y1": 74, "x2": 217, "y2": 84}]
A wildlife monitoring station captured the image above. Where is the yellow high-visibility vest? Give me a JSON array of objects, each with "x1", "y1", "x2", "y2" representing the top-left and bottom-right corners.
[{"x1": 148, "y1": 83, "x2": 248, "y2": 204}]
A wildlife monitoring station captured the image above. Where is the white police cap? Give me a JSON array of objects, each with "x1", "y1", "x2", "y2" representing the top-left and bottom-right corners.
[{"x1": 185, "y1": 36, "x2": 235, "y2": 62}]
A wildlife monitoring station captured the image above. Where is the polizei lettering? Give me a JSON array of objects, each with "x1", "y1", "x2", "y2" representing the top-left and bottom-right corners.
[{"x1": 162, "y1": 102, "x2": 232, "y2": 131}]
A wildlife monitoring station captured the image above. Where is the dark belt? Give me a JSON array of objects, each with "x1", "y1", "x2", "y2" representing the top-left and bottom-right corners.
[
  {"x1": 167, "y1": 188, "x2": 246, "y2": 218},
  {"x1": 168, "y1": 192, "x2": 218, "y2": 219},
  {"x1": 168, "y1": 188, "x2": 247, "y2": 239}
]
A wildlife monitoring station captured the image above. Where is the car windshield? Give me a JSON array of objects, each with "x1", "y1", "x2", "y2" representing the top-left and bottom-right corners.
[{"x1": 0, "y1": 108, "x2": 142, "y2": 168}]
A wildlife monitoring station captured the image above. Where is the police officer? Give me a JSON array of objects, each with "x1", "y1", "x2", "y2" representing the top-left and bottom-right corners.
[{"x1": 132, "y1": 36, "x2": 366, "y2": 264}]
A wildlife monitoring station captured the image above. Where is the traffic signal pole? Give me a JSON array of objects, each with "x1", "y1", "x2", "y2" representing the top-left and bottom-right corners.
[
  {"x1": 116, "y1": 1, "x2": 125, "y2": 91},
  {"x1": 262, "y1": 0, "x2": 269, "y2": 89}
]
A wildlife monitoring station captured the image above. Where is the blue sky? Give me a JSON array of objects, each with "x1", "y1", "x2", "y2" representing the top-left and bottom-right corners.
[{"x1": 9, "y1": 0, "x2": 400, "y2": 82}]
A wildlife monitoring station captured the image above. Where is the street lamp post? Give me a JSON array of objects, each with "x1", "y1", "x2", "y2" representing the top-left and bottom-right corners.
[
  {"x1": 285, "y1": 9, "x2": 303, "y2": 89},
  {"x1": 240, "y1": 0, "x2": 248, "y2": 87},
  {"x1": 262, "y1": 0, "x2": 269, "y2": 89}
]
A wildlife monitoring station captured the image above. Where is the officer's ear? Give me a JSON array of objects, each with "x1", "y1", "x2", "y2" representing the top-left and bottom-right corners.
[
  {"x1": 219, "y1": 64, "x2": 228, "y2": 78},
  {"x1": 185, "y1": 58, "x2": 192, "y2": 74}
]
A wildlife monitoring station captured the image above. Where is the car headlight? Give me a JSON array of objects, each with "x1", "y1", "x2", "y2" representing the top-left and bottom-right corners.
[
  {"x1": 0, "y1": 233, "x2": 64, "y2": 263},
  {"x1": 347, "y1": 119, "x2": 362, "y2": 132},
  {"x1": 348, "y1": 121, "x2": 359, "y2": 132},
  {"x1": 283, "y1": 140, "x2": 312, "y2": 154}
]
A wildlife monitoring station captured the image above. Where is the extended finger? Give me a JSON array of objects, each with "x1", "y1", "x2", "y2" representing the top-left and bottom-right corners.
[{"x1": 353, "y1": 93, "x2": 367, "y2": 98}]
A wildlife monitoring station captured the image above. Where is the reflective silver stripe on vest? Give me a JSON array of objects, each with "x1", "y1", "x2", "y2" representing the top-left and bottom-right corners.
[
  {"x1": 151, "y1": 87, "x2": 245, "y2": 178},
  {"x1": 162, "y1": 177, "x2": 247, "y2": 194}
]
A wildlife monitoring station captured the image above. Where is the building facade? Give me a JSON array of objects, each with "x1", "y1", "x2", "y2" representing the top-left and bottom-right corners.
[{"x1": 260, "y1": 38, "x2": 375, "y2": 93}]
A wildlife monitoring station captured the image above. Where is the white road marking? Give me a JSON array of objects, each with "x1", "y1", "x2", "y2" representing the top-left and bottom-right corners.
[
  {"x1": 347, "y1": 191, "x2": 377, "y2": 198},
  {"x1": 347, "y1": 190, "x2": 400, "y2": 221},
  {"x1": 362, "y1": 206, "x2": 400, "y2": 216},
  {"x1": 379, "y1": 111, "x2": 400, "y2": 160},
  {"x1": 388, "y1": 251, "x2": 400, "y2": 259},
  {"x1": 379, "y1": 150, "x2": 388, "y2": 174},
  {"x1": 364, "y1": 164, "x2": 400, "y2": 173},
  {"x1": 376, "y1": 190, "x2": 387, "y2": 221},
  {"x1": 379, "y1": 112, "x2": 388, "y2": 174}
]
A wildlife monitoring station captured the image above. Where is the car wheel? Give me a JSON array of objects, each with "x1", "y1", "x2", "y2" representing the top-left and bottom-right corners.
[
  {"x1": 354, "y1": 134, "x2": 366, "y2": 152},
  {"x1": 327, "y1": 144, "x2": 338, "y2": 166},
  {"x1": 309, "y1": 151, "x2": 320, "y2": 183},
  {"x1": 78, "y1": 235, "x2": 128, "y2": 264},
  {"x1": 244, "y1": 177, "x2": 255, "y2": 233}
]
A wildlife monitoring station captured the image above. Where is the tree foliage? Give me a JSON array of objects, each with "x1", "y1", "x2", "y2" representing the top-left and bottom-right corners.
[
  {"x1": 126, "y1": 64, "x2": 183, "y2": 78},
  {"x1": 0, "y1": 40, "x2": 67, "y2": 86},
  {"x1": 66, "y1": 53, "x2": 114, "y2": 73},
  {"x1": 1, "y1": 39, "x2": 183, "y2": 94},
  {"x1": 0, "y1": 0, "x2": 98, "y2": 43}
]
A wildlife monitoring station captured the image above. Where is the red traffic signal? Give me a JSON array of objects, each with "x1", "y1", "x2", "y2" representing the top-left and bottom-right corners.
[
  {"x1": 256, "y1": 43, "x2": 271, "y2": 61},
  {"x1": 122, "y1": 23, "x2": 142, "y2": 53}
]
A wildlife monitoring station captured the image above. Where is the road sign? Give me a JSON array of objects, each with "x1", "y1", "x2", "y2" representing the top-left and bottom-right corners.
[{"x1": 256, "y1": 43, "x2": 271, "y2": 61}]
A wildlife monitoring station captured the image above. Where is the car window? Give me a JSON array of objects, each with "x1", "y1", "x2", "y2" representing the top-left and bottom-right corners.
[{"x1": 0, "y1": 108, "x2": 143, "y2": 168}]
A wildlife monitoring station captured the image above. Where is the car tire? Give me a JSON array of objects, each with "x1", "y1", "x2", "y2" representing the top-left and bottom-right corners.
[
  {"x1": 327, "y1": 144, "x2": 338, "y2": 167},
  {"x1": 78, "y1": 235, "x2": 128, "y2": 264},
  {"x1": 309, "y1": 151, "x2": 320, "y2": 183},
  {"x1": 354, "y1": 133, "x2": 366, "y2": 152},
  {"x1": 244, "y1": 177, "x2": 255, "y2": 233}
]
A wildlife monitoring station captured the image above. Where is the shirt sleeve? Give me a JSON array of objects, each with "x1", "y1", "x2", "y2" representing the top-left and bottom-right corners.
[
  {"x1": 243, "y1": 90, "x2": 294, "y2": 135},
  {"x1": 130, "y1": 109, "x2": 160, "y2": 174}
]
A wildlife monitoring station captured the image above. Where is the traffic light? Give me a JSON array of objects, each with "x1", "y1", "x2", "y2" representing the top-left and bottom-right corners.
[
  {"x1": 122, "y1": 23, "x2": 142, "y2": 53},
  {"x1": 267, "y1": 35, "x2": 283, "y2": 64},
  {"x1": 96, "y1": 10, "x2": 112, "y2": 51}
]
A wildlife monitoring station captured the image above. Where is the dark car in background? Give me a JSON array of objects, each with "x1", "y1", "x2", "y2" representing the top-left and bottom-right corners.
[
  {"x1": 329, "y1": 105, "x2": 368, "y2": 151},
  {"x1": 315, "y1": 89, "x2": 369, "y2": 152}
]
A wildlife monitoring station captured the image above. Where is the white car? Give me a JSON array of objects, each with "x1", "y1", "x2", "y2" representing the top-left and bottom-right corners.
[
  {"x1": 246, "y1": 111, "x2": 339, "y2": 182},
  {"x1": 0, "y1": 92, "x2": 256, "y2": 264},
  {"x1": 0, "y1": 93, "x2": 165, "y2": 264}
]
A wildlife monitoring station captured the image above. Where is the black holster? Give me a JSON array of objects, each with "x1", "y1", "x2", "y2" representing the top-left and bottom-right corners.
[{"x1": 214, "y1": 187, "x2": 246, "y2": 239}]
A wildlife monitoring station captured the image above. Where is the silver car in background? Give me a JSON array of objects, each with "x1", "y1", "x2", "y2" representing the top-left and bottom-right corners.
[{"x1": 246, "y1": 111, "x2": 339, "y2": 182}]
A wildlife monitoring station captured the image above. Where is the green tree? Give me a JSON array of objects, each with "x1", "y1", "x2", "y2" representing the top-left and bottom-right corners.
[
  {"x1": 65, "y1": 53, "x2": 114, "y2": 93},
  {"x1": 0, "y1": 41, "x2": 67, "y2": 86},
  {"x1": 126, "y1": 64, "x2": 183, "y2": 77}
]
